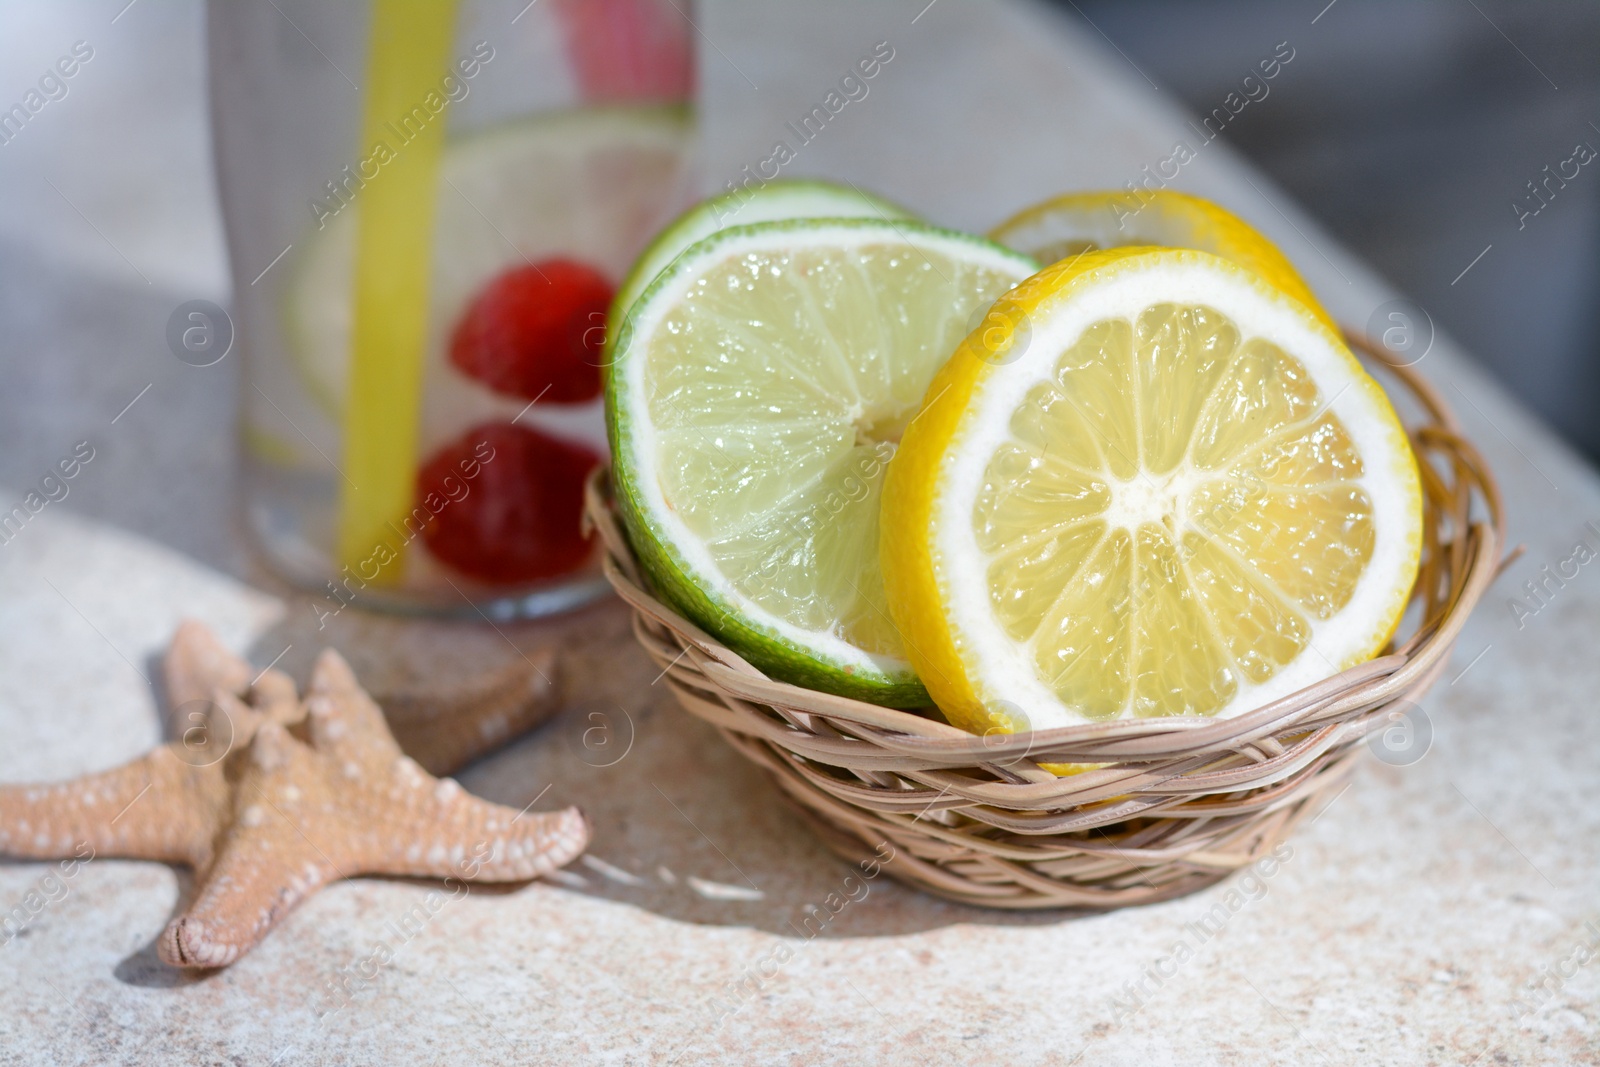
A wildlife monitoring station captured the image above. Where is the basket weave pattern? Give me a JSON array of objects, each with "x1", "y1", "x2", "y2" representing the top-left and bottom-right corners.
[{"x1": 587, "y1": 343, "x2": 1506, "y2": 909}]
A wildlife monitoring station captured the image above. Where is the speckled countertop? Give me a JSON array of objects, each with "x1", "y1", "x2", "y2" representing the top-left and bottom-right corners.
[{"x1": 0, "y1": 2, "x2": 1595, "y2": 1064}]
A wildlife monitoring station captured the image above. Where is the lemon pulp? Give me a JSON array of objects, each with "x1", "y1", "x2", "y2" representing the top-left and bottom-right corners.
[
  {"x1": 881, "y1": 248, "x2": 1422, "y2": 731},
  {"x1": 977, "y1": 302, "x2": 1373, "y2": 719}
]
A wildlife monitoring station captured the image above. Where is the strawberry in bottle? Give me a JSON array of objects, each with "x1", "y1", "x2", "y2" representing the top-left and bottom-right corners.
[
  {"x1": 448, "y1": 259, "x2": 614, "y2": 403},
  {"x1": 416, "y1": 421, "x2": 601, "y2": 584}
]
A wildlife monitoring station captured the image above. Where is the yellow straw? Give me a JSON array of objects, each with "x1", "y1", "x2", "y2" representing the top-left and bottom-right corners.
[{"x1": 336, "y1": 0, "x2": 460, "y2": 581}]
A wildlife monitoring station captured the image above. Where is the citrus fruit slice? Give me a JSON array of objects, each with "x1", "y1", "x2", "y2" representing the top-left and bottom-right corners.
[
  {"x1": 989, "y1": 189, "x2": 1331, "y2": 328},
  {"x1": 607, "y1": 219, "x2": 1037, "y2": 705},
  {"x1": 287, "y1": 104, "x2": 693, "y2": 418},
  {"x1": 882, "y1": 247, "x2": 1422, "y2": 732},
  {"x1": 605, "y1": 177, "x2": 914, "y2": 358}
]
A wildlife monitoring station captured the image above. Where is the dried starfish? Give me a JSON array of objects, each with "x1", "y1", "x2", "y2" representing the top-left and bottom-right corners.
[
  {"x1": 163, "y1": 622, "x2": 563, "y2": 777},
  {"x1": 0, "y1": 622, "x2": 589, "y2": 968}
]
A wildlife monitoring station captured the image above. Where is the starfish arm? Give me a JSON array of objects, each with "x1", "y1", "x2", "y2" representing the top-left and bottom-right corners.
[
  {"x1": 250, "y1": 668, "x2": 303, "y2": 726},
  {"x1": 206, "y1": 691, "x2": 268, "y2": 750},
  {"x1": 0, "y1": 749, "x2": 226, "y2": 869},
  {"x1": 159, "y1": 722, "x2": 347, "y2": 969},
  {"x1": 158, "y1": 824, "x2": 339, "y2": 969},
  {"x1": 381, "y1": 651, "x2": 562, "y2": 776},
  {"x1": 163, "y1": 620, "x2": 253, "y2": 723},
  {"x1": 369, "y1": 762, "x2": 590, "y2": 883},
  {"x1": 166, "y1": 622, "x2": 302, "y2": 733},
  {"x1": 304, "y1": 651, "x2": 404, "y2": 767}
]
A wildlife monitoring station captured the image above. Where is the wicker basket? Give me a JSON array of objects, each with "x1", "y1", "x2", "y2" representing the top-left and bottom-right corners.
[{"x1": 585, "y1": 338, "x2": 1508, "y2": 909}]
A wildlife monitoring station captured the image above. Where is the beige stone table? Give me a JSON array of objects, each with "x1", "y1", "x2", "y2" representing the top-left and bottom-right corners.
[{"x1": 0, "y1": 1, "x2": 1595, "y2": 1064}]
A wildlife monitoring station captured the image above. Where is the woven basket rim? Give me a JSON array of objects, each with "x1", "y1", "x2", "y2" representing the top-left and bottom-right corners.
[
  {"x1": 585, "y1": 328, "x2": 1506, "y2": 909},
  {"x1": 585, "y1": 334, "x2": 1507, "y2": 761}
]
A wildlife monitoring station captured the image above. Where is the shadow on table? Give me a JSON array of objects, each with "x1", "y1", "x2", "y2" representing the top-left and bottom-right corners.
[
  {"x1": 460, "y1": 708, "x2": 1082, "y2": 940},
  {"x1": 0, "y1": 590, "x2": 1076, "y2": 995},
  {"x1": 0, "y1": 246, "x2": 250, "y2": 582},
  {"x1": 233, "y1": 597, "x2": 1088, "y2": 943}
]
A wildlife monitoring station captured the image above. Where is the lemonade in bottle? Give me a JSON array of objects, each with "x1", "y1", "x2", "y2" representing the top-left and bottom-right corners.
[{"x1": 209, "y1": 0, "x2": 696, "y2": 616}]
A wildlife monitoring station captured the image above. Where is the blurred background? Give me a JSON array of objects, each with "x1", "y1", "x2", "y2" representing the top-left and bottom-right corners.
[
  {"x1": 2, "y1": 1, "x2": 1598, "y2": 460},
  {"x1": 1064, "y1": 0, "x2": 1600, "y2": 460}
]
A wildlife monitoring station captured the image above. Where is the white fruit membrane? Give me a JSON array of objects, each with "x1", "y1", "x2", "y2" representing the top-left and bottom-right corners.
[{"x1": 935, "y1": 256, "x2": 1421, "y2": 728}]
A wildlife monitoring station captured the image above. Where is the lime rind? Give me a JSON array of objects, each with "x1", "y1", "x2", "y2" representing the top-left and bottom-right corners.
[
  {"x1": 606, "y1": 217, "x2": 1037, "y2": 706},
  {"x1": 604, "y1": 178, "x2": 915, "y2": 370}
]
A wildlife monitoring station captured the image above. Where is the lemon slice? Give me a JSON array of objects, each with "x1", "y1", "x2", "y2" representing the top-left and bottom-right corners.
[
  {"x1": 606, "y1": 177, "x2": 914, "y2": 355},
  {"x1": 881, "y1": 248, "x2": 1422, "y2": 732},
  {"x1": 607, "y1": 218, "x2": 1037, "y2": 705},
  {"x1": 288, "y1": 105, "x2": 693, "y2": 418},
  {"x1": 989, "y1": 189, "x2": 1331, "y2": 328}
]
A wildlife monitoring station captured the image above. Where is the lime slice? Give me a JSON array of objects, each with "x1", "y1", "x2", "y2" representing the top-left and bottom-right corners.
[
  {"x1": 607, "y1": 218, "x2": 1037, "y2": 705},
  {"x1": 606, "y1": 178, "x2": 914, "y2": 355},
  {"x1": 287, "y1": 105, "x2": 693, "y2": 419}
]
